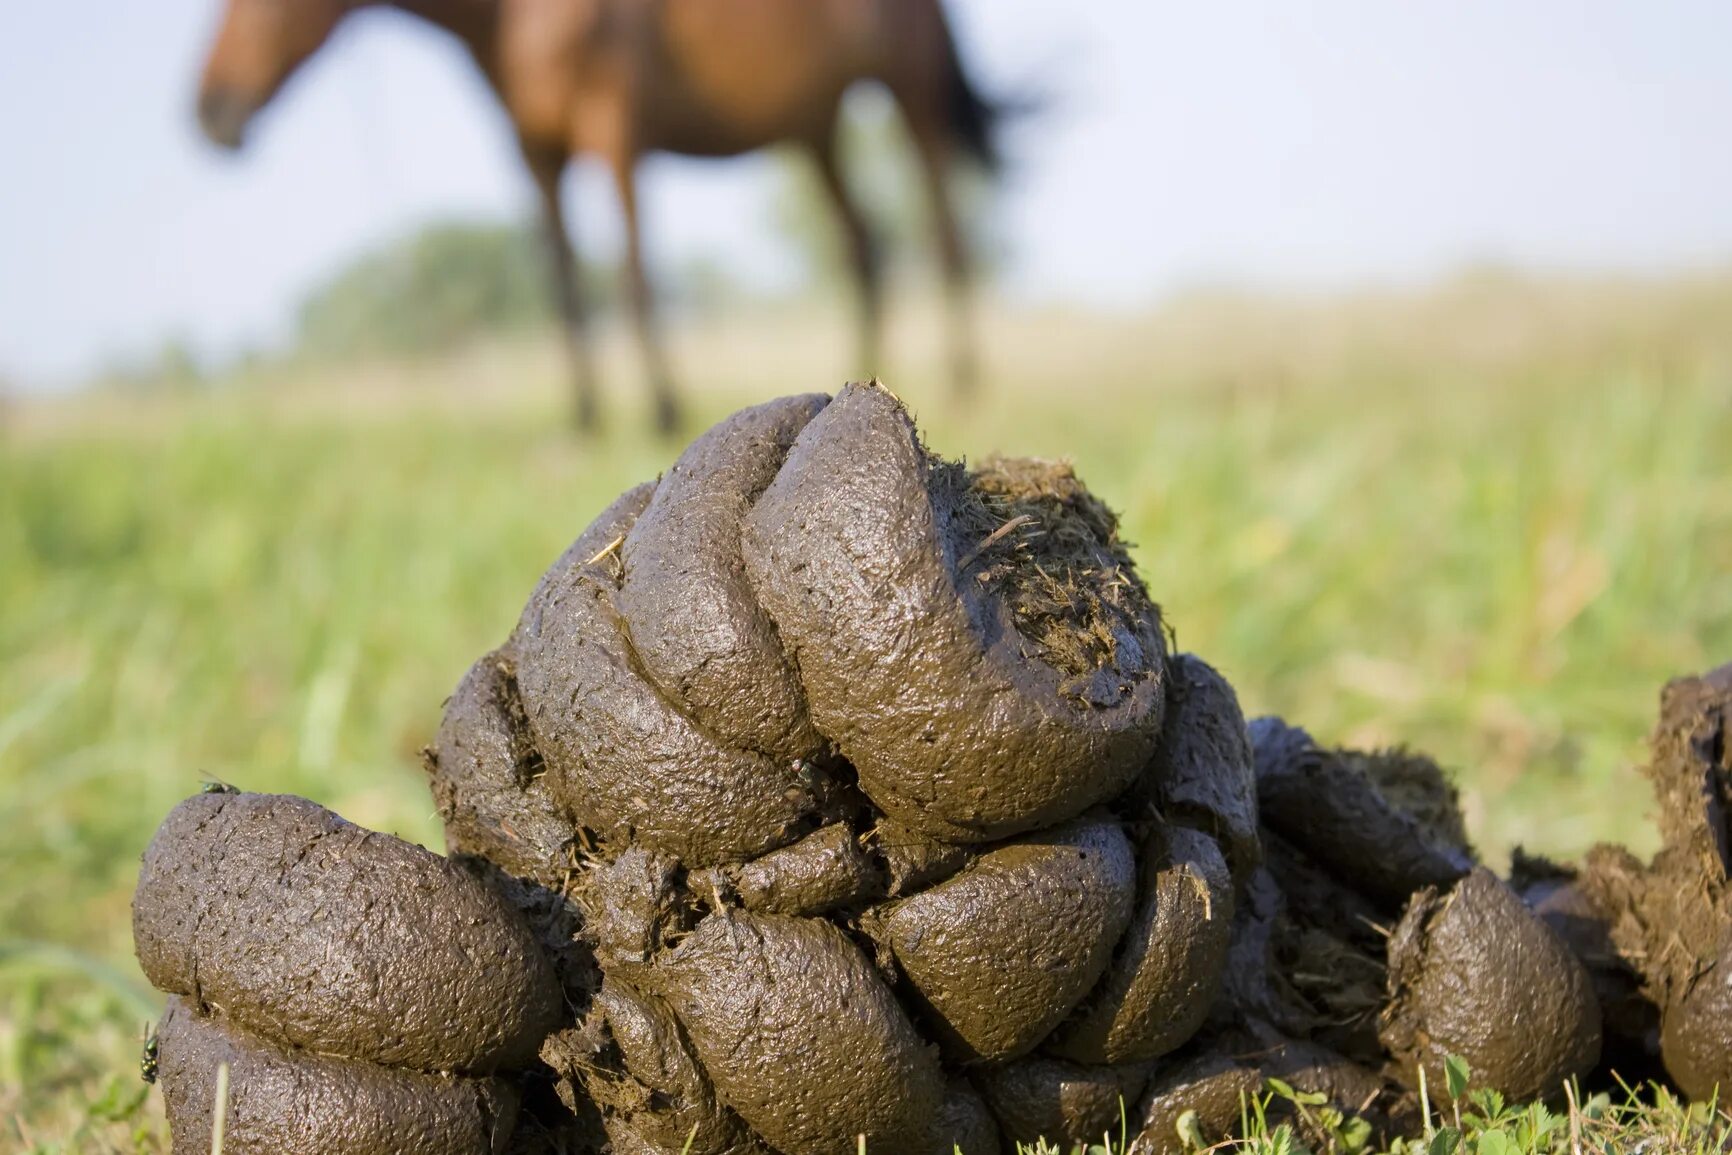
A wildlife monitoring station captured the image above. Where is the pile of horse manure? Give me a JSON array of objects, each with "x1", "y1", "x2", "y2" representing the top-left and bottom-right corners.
[
  {"x1": 1521, "y1": 664, "x2": 1732, "y2": 1101},
  {"x1": 132, "y1": 383, "x2": 1728, "y2": 1154},
  {"x1": 132, "y1": 792, "x2": 559, "y2": 1153}
]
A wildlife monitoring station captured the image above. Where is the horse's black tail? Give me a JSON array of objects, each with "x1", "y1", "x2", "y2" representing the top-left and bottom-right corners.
[{"x1": 938, "y1": 10, "x2": 1001, "y2": 173}]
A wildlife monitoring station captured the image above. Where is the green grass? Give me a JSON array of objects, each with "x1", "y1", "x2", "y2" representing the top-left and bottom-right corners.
[
  {"x1": 1006, "y1": 1076, "x2": 1732, "y2": 1155},
  {"x1": 4, "y1": 270, "x2": 1732, "y2": 1150}
]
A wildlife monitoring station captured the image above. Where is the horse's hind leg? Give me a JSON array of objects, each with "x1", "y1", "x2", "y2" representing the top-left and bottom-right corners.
[
  {"x1": 606, "y1": 149, "x2": 682, "y2": 436},
  {"x1": 525, "y1": 145, "x2": 601, "y2": 431},
  {"x1": 907, "y1": 121, "x2": 979, "y2": 400},
  {"x1": 807, "y1": 123, "x2": 884, "y2": 380}
]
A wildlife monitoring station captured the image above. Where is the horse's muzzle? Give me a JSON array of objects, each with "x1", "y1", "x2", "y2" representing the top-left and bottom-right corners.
[{"x1": 197, "y1": 88, "x2": 252, "y2": 151}]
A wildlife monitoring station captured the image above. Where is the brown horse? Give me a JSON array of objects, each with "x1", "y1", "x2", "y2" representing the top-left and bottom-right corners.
[{"x1": 197, "y1": 0, "x2": 999, "y2": 432}]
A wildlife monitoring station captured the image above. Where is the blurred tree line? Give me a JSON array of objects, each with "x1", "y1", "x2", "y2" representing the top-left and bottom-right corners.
[{"x1": 295, "y1": 221, "x2": 560, "y2": 359}]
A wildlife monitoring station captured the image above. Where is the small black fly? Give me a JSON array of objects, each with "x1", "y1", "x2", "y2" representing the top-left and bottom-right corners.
[{"x1": 140, "y1": 1025, "x2": 160, "y2": 1085}]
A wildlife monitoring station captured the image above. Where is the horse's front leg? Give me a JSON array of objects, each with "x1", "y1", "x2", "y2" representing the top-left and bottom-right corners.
[
  {"x1": 604, "y1": 145, "x2": 683, "y2": 436},
  {"x1": 524, "y1": 143, "x2": 601, "y2": 431}
]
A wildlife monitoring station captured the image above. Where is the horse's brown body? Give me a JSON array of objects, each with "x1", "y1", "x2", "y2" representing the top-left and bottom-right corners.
[{"x1": 198, "y1": 0, "x2": 995, "y2": 431}]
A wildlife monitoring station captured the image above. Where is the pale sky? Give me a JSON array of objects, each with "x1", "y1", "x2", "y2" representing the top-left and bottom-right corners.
[{"x1": 3, "y1": 1, "x2": 1730, "y2": 385}]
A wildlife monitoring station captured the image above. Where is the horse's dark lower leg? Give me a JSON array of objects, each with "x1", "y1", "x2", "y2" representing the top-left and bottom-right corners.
[
  {"x1": 910, "y1": 125, "x2": 979, "y2": 399},
  {"x1": 809, "y1": 131, "x2": 884, "y2": 378},
  {"x1": 525, "y1": 147, "x2": 600, "y2": 430},
  {"x1": 555, "y1": 265, "x2": 602, "y2": 432},
  {"x1": 610, "y1": 154, "x2": 682, "y2": 436}
]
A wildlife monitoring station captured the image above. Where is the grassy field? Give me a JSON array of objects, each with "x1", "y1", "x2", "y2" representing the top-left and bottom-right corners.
[{"x1": 3, "y1": 268, "x2": 1731, "y2": 1151}]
